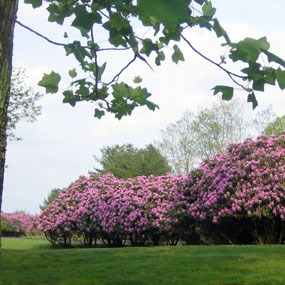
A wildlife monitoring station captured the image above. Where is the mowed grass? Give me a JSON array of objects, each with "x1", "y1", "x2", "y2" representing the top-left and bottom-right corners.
[{"x1": 1, "y1": 238, "x2": 285, "y2": 285}]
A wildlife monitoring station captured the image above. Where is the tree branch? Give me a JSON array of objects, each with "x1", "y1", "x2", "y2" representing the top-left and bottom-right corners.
[
  {"x1": 181, "y1": 33, "x2": 248, "y2": 90},
  {"x1": 106, "y1": 54, "x2": 137, "y2": 86},
  {"x1": 16, "y1": 20, "x2": 130, "y2": 53},
  {"x1": 16, "y1": 20, "x2": 66, "y2": 47}
]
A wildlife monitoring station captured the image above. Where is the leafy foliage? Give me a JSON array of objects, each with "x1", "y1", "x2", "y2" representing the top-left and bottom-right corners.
[
  {"x1": 95, "y1": 143, "x2": 171, "y2": 178},
  {"x1": 23, "y1": 0, "x2": 285, "y2": 118}
]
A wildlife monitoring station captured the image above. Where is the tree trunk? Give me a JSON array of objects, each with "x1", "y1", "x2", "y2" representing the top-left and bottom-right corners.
[{"x1": 0, "y1": 0, "x2": 19, "y2": 252}]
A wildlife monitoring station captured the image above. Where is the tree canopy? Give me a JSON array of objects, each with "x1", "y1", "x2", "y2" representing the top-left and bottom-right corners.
[
  {"x1": 263, "y1": 115, "x2": 285, "y2": 136},
  {"x1": 95, "y1": 143, "x2": 171, "y2": 178},
  {"x1": 156, "y1": 99, "x2": 275, "y2": 174}
]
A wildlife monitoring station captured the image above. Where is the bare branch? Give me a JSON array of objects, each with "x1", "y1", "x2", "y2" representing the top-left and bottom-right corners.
[
  {"x1": 16, "y1": 20, "x2": 66, "y2": 47},
  {"x1": 106, "y1": 55, "x2": 137, "y2": 86}
]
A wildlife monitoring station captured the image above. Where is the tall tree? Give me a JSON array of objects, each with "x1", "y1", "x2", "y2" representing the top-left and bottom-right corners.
[
  {"x1": 156, "y1": 99, "x2": 274, "y2": 174},
  {"x1": 8, "y1": 67, "x2": 43, "y2": 140},
  {"x1": 95, "y1": 144, "x2": 171, "y2": 178},
  {"x1": 191, "y1": 99, "x2": 251, "y2": 161},
  {"x1": 39, "y1": 188, "x2": 62, "y2": 211},
  {"x1": 157, "y1": 111, "x2": 198, "y2": 174},
  {"x1": 253, "y1": 105, "x2": 276, "y2": 135},
  {"x1": 263, "y1": 115, "x2": 285, "y2": 136},
  {"x1": 0, "y1": 0, "x2": 19, "y2": 251}
]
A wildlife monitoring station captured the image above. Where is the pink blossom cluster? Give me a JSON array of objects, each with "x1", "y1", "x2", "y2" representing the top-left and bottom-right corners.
[
  {"x1": 187, "y1": 133, "x2": 285, "y2": 223},
  {"x1": 37, "y1": 173, "x2": 189, "y2": 246},
  {"x1": 1, "y1": 212, "x2": 37, "y2": 236}
]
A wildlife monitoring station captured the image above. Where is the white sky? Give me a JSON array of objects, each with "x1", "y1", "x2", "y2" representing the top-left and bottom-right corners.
[{"x1": 3, "y1": 0, "x2": 285, "y2": 214}]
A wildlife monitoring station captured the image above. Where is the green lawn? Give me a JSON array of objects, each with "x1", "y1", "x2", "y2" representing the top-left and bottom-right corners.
[{"x1": 1, "y1": 238, "x2": 285, "y2": 285}]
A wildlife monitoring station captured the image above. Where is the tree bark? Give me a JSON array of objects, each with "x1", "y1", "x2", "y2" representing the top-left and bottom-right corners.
[{"x1": 0, "y1": 0, "x2": 19, "y2": 252}]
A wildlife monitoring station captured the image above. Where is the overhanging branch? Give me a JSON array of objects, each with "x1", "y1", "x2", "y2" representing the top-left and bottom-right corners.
[
  {"x1": 181, "y1": 33, "x2": 248, "y2": 91},
  {"x1": 16, "y1": 20, "x2": 66, "y2": 47}
]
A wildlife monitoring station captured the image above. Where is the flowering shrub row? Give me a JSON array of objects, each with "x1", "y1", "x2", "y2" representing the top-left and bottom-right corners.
[
  {"x1": 1, "y1": 212, "x2": 37, "y2": 237},
  {"x1": 37, "y1": 133, "x2": 285, "y2": 246},
  {"x1": 37, "y1": 174, "x2": 190, "y2": 246}
]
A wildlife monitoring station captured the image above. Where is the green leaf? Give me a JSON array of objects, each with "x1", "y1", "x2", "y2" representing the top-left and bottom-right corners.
[
  {"x1": 109, "y1": 13, "x2": 130, "y2": 32},
  {"x1": 137, "y1": 0, "x2": 189, "y2": 31},
  {"x1": 46, "y1": 3, "x2": 72, "y2": 25},
  {"x1": 230, "y1": 42, "x2": 258, "y2": 63},
  {"x1": 145, "y1": 100, "x2": 159, "y2": 111},
  {"x1": 193, "y1": 0, "x2": 207, "y2": 4},
  {"x1": 264, "y1": 67, "x2": 276, "y2": 85},
  {"x1": 197, "y1": 16, "x2": 213, "y2": 30},
  {"x1": 213, "y1": 19, "x2": 231, "y2": 44},
  {"x1": 133, "y1": 76, "x2": 143, "y2": 84},
  {"x1": 212, "y1": 85, "x2": 234, "y2": 100},
  {"x1": 94, "y1": 109, "x2": 105, "y2": 119},
  {"x1": 24, "y1": 0, "x2": 42, "y2": 8},
  {"x1": 62, "y1": 90, "x2": 81, "y2": 107},
  {"x1": 275, "y1": 68, "x2": 285, "y2": 90},
  {"x1": 38, "y1": 71, "x2": 61, "y2": 93},
  {"x1": 257, "y1": 37, "x2": 270, "y2": 51},
  {"x1": 77, "y1": 85, "x2": 90, "y2": 97},
  {"x1": 241, "y1": 62, "x2": 262, "y2": 76},
  {"x1": 202, "y1": 2, "x2": 216, "y2": 18},
  {"x1": 230, "y1": 37, "x2": 270, "y2": 63},
  {"x1": 247, "y1": 92, "x2": 258, "y2": 109},
  {"x1": 172, "y1": 44, "x2": 185, "y2": 64},
  {"x1": 140, "y1": 38, "x2": 157, "y2": 56},
  {"x1": 97, "y1": 62, "x2": 107, "y2": 81},
  {"x1": 263, "y1": 50, "x2": 285, "y2": 68},
  {"x1": 155, "y1": 51, "x2": 165, "y2": 66},
  {"x1": 65, "y1": 41, "x2": 91, "y2": 64},
  {"x1": 71, "y1": 5, "x2": 102, "y2": 36},
  {"x1": 108, "y1": 29, "x2": 128, "y2": 47},
  {"x1": 252, "y1": 78, "x2": 266, "y2": 91},
  {"x1": 68, "y1": 69, "x2": 77, "y2": 78},
  {"x1": 111, "y1": 83, "x2": 157, "y2": 118}
]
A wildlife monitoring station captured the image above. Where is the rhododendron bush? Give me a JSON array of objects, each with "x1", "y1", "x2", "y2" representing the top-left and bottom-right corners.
[
  {"x1": 37, "y1": 134, "x2": 285, "y2": 246},
  {"x1": 186, "y1": 133, "x2": 285, "y2": 244},
  {"x1": 37, "y1": 174, "x2": 190, "y2": 247},
  {"x1": 1, "y1": 212, "x2": 37, "y2": 237}
]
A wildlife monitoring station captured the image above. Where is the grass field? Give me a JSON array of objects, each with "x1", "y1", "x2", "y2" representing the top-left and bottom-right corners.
[{"x1": 1, "y1": 238, "x2": 285, "y2": 285}]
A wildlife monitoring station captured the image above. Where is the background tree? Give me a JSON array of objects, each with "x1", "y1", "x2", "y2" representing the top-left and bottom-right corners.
[
  {"x1": 95, "y1": 144, "x2": 171, "y2": 178},
  {"x1": 263, "y1": 115, "x2": 285, "y2": 136},
  {"x1": 191, "y1": 99, "x2": 251, "y2": 161},
  {"x1": 156, "y1": 99, "x2": 275, "y2": 174},
  {"x1": 252, "y1": 105, "x2": 276, "y2": 134},
  {"x1": 156, "y1": 111, "x2": 198, "y2": 174},
  {"x1": 8, "y1": 67, "x2": 43, "y2": 140},
  {"x1": 39, "y1": 188, "x2": 62, "y2": 211}
]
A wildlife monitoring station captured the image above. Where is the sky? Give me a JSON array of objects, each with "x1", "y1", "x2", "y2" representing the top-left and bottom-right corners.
[{"x1": 3, "y1": 0, "x2": 285, "y2": 214}]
